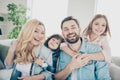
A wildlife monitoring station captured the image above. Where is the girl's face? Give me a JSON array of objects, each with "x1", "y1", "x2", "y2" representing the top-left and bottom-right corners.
[
  {"x1": 48, "y1": 38, "x2": 61, "y2": 50},
  {"x1": 30, "y1": 25, "x2": 45, "y2": 46},
  {"x1": 92, "y1": 17, "x2": 106, "y2": 36}
]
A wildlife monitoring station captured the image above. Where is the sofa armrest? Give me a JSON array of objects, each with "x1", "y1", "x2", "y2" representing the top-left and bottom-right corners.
[
  {"x1": 0, "y1": 44, "x2": 9, "y2": 64},
  {"x1": 111, "y1": 56, "x2": 120, "y2": 67}
]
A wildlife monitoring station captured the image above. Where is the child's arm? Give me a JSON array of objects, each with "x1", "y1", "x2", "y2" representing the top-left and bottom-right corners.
[
  {"x1": 89, "y1": 37, "x2": 111, "y2": 62},
  {"x1": 81, "y1": 52, "x2": 105, "y2": 61},
  {"x1": 60, "y1": 43, "x2": 79, "y2": 57}
]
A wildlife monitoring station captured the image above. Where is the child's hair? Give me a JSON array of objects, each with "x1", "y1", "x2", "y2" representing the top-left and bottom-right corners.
[
  {"x1": 83, "y1": 14, "x2": 111, "y2": 37},
  {"x1": 44, "y1": 34, "x2": 64, "y2": 52}
]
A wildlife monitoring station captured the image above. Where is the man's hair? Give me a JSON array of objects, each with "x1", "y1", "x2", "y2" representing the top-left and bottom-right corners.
[{"x1": 61, "y1": 16, "x2": 80, "y2": 29}]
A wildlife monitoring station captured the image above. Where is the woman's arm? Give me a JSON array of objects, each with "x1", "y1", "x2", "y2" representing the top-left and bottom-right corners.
[{"x1": 4, "y1": 40, "x2": 18, "y2": 67}]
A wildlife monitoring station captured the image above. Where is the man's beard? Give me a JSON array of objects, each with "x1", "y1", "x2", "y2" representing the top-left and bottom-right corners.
[{"x1": 65, "y1": 33, "x2": 80, "y2": 44}]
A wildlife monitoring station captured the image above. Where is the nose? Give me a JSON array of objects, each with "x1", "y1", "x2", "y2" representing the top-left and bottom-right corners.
[
  {"x1": 38, "y1": 33, "x2": 44, "y2": 40},
  {"x1": 68, "y1": 29, "x2": 73, "y2": 33}
]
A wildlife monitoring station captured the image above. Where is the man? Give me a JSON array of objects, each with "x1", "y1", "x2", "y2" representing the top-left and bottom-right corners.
[{"x1": 55, "y1": 16, "x2": 111, "y2": 80}]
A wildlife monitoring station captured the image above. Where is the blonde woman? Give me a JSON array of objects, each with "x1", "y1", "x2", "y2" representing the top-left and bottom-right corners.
[{"x1": 5, "y1": 19, "x2": 49, "y2": 80}]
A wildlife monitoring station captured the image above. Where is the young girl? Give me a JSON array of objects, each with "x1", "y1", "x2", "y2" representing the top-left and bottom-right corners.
[
  {"x1": 83, "y1": 14, "x2": 111, "y2": 63},
  {"x1": 5, "y1": 19, "x2": 47, "y2": 80},
  {"x1": 83, "y1": 14, "x2": 120, "y2": 80}
]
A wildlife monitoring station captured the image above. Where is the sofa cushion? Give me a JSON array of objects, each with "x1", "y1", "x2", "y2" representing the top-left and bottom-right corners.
[
  {"x1": 0, "y1": 59, "x2": 4, "y2": 69},
  {"x1": 112, "y1": 56, "x2": 120, "y2": 67},
  {"x1": 0, "y1": 44, "x2": 9, "y2": 64},
  {"x1": 0, "y1": 39, "x2": 15, "y2": 64}
]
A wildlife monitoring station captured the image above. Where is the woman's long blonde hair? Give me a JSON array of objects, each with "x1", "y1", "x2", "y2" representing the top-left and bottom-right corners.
[
  {"x1": 83, "y1": 14, "x2": 111, "y2": 37},
  {"x1": 15, "y1": 19, "x2": 45, "y2": 63}
]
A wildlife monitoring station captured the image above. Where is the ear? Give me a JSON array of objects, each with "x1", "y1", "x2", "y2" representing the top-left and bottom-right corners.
[
  {"x1": 79, "y1": 27, "x2": 81, "y2": 32},
  {"x1": 62, "y1": 30, "x2": 64, "y2": 35}
]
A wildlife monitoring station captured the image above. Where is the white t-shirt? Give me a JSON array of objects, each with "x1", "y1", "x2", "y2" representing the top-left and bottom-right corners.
[{"x1": 16, "y1": 63, "x2": 32, "y2": 76}]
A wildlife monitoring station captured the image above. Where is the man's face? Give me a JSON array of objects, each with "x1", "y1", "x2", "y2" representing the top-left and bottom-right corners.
[{"x1": 62, "y1": 20, "x2": 81, "y2": 44}]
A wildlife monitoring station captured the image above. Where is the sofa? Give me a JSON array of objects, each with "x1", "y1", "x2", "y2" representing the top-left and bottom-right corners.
[{"x1": 0, "y1": 39, "x2": 120, "y2": 80}]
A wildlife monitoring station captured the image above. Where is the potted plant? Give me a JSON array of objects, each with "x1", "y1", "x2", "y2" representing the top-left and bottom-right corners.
[{"x1": 7, "y1": 3, "x2": 29, "y2": 39}]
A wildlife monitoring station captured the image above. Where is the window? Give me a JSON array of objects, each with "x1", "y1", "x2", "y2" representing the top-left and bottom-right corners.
[{"x1": 27, "y1": 0, "x2": 69, "y2": 37}]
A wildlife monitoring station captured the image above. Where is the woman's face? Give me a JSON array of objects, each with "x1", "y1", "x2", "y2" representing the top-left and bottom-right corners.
[
  {"x1": 48, "y1": 38, "x2": 61, "y2": 50},
  {"x1": 92, "y1": 17, "x2": 106, "y2": 36},
  {"x1": 30, "y1": 25, "x2": 45, "y2": 46}
]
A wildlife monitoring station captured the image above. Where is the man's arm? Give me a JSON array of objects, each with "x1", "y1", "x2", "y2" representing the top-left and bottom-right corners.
[
  {"x1": 55, "y1": 54, "x2": 89, "y2": 80},
  {"x1": 55, "y1": 62, "x2": 73, "y2": 80}
]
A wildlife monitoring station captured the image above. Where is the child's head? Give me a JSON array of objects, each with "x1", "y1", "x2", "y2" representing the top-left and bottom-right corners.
[
  {"x1": 44, "y1": 34, "x2": 64, "y2": 51},
  {"x1": 83, "y1": 14, "x2": 111, "y2": 37}
]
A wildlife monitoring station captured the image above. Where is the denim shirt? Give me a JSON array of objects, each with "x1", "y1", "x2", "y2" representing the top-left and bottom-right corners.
[{"x1": 57, "y1": 38, "x2": 111, "y2": 80}]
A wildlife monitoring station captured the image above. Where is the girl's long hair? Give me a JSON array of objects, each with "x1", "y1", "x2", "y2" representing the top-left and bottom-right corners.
[
  {"x1": 83, "y1": 14, "x2": 111, "y2": 37},
  {"x1": 14, "y1": 19, "x2": 45, "y2": 63}
]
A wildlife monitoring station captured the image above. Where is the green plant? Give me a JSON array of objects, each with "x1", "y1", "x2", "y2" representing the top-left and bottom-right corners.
[{"x1": 7, "y1": 3, "x2": 29, "y2": 39}]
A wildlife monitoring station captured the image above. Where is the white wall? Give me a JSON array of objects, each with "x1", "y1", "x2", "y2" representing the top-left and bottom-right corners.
[
  {"x1": 29, "y1": 0, "x2": 69, "y2": 37},
  {"x1": 0, "y1": 0, "x2": 96, "y2": 38},
  {"x1": 67, "y1": 0, "x2": 96, "y2": 32}
]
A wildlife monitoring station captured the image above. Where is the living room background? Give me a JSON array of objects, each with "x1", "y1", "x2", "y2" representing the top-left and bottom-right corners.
[{"x1": 0, "y1": 0, "x2": 120, "y2": 56}]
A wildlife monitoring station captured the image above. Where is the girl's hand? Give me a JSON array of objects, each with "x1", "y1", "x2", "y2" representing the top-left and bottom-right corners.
[{"x1": 35, "y1": 57, "x2": 45, "y2": 66}]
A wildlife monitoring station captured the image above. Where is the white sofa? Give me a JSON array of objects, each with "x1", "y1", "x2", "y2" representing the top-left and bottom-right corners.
[{"x1": 0, "y1": 39, "x2": 120, "y2": 80}]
